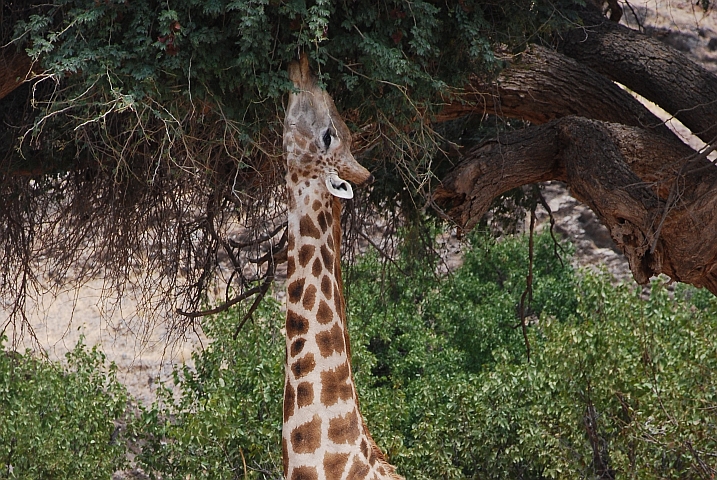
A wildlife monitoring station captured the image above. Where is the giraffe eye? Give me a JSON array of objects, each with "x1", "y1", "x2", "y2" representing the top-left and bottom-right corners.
[{"x1": 322, "y1": 129, "x2": 332, "y2": 150}]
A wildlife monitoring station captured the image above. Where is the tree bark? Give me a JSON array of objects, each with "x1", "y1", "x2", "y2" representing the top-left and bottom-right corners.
[
  {"x1": 436, "y1": 46, "x2": 672, "y2": 140},
  {"x1": 434, "y1": 116, "x2": 717, "y2": 294},
  {"x1": 559, "y1": 12, "x2": 717, "y2": 146},
  {"x1": 433, "y1": 13, "x2": 717, "y2": 293},
  {"x1": 0, "y1": 47, "x2": 33, "y2": 101}
]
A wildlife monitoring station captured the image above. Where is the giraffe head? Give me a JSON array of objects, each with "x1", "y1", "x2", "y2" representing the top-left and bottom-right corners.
[{"x1": 284, "y1": 54, "x2": 372, "y2": 199}]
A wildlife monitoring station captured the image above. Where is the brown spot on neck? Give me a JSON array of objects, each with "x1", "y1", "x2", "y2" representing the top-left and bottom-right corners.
[
  {"x1": 290, "y1": 415, "x2": 322, "y2": 454},
  {"x1": 287, "y1": 310, "x2": 309, "y2": 339},
  {"x1": 291, "y1": 353, "x2": 316, "y2": 379},
  {"x1": 291, "y1": 466, "x2": 318, "y2": 480},
  {"x1": 321, "y1": 275, "x2": 333, "y2": 300},
  {"x1": 287, "y1": 257, "x2": 296, "y2": 277},
  {"x1": 283, "y1": 439, "x2": 289, "y2": 478},
  {"x1": 290, "y1": 338, "x2": 306, "y2": 357},
  {"x1": 299, "y1": 215, "x2": 321, "y2": 239},
  {"x1": 316, "y1": 322, "x2": 345, "y2": 357},
  {"x1": 316, "y1": 300, "x2": 334, "y2": 324},
  {"x1": 320, "y1": 244, "x2": 334, "y2": 270},
  {"x1": 296, "y1": 381, "x2": 313, "y2": 407},
  {"x1": 312, "y1": 257, "x2": 322, "y2": 277},
  {"x1": 287, "y1": 278, "x2": 305, "y2": 304},
  {"x1": 284, "y1": 382, "x2": 295, "y2": 422},
  {"x1": 298, "y1": 245, "x2": 315, "y2": 267},
  {"x1": 347, "y1": 456, "x2": 371, "y2": 478},
  {"x1": 302, "y1": 284, "x2": 317, "y2": 311},
  {"x1": 317, "y1": 211, "x2": 328, "y2": 233},
  {"x1": 324, "y1": 453, "x2": 350, "y2": 480},
  {"x1": 320, "y1": 362, "x2": 352, "y2": 406},
  {"x1": 328, "y1": 410, "x2": 360, "y2": 444}
]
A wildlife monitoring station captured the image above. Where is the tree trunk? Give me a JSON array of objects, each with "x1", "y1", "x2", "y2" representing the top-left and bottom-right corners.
[{"x1": 434, "y1": 12, "x2": 717, "y2": 294}]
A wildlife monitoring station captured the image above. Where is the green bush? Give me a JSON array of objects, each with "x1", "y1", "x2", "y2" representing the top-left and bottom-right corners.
[
  {"x1": 8, "y1": 230, "x2": 717, "y2": 479},
  {"x1": 0, "y1": 337, "x2": 129, "y2": 479},
  {"x1": 134, "y1": 298, "x2": 285, "y2": 479},
  {"x1": 346, "y1": 230, "x2": 575, "y2": 478},
  {"x1": 464, "y1": 276, "x2": 717, "y2": 479},
  {"x1": 133, "y1": 230, "x2": 717, "y2": 479}
]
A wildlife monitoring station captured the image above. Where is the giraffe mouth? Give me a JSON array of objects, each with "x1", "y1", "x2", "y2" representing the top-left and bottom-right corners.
[
  {"x1": 359, "y1": 173, "x2": 374, "y2": 187},
  {"x1": 325, "y1": 173, "x2": 354, "y2": 199}
]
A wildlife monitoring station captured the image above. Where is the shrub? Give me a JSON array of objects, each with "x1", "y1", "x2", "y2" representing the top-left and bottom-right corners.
[
  {"x1": 133, "y1": 230, "x2": 717, "y2": 479},
  {"x1": 134, "y1": 298, "x2": 285, "y2": 479},
  {"x1": 0, "y1": 337, "x2": 129, "y2": 479}
]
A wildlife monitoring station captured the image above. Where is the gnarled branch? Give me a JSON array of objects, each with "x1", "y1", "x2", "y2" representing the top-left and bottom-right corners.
[
  {"x1": 559, "y1": 11, "x2": 717, "y2": 146},
  {"x1": 434, "y1": 116, "x2": 717, "y2": 293}
]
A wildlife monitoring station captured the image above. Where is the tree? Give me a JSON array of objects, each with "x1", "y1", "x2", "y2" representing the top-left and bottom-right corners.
[{"x1": 1, "y1": 0, "x2": 716, "y2": 332}]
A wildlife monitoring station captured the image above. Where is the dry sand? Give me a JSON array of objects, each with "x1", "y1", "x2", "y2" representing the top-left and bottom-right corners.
[{"x1": 3, "y1": 278, "x2": 205, "y2": 404}]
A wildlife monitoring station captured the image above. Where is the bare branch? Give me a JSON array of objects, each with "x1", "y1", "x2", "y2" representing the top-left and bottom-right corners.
[
  {"x1": 435, "y1": 46, "x2": 672, "y2": 140},
  {"x1": 228, "y1": 222, "x2": 287, "y2": 249}
]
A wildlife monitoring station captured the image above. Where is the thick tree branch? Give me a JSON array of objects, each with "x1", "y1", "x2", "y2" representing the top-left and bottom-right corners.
[
  {"x1": 436, "y1": 46, "x2": 672, "y2": 139},
  {"x1": 559, "y1": 12, "x2": 717, "y2": 146},
  {"x1": 434, "y1": 117, "x2": 717, "y2": 293}
]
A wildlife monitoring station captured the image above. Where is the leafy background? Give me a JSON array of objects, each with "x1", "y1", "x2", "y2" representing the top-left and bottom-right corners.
[{"x1": 4, "y1": 230, "x2": 717, "y2": 479}]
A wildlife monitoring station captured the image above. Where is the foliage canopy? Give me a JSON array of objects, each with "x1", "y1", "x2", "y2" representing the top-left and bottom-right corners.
[
  {"x1": 0, "y1": 0, "x2": 587, "y2": 329},
  {"x1": 6, "y1": 0, "x2": 584, "y2": 191}
]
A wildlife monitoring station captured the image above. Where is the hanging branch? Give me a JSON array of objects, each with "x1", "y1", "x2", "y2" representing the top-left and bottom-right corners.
[
  {"x1": 232, "y1": 267, "x2": 274, "y2": 340},
  {"x1": 517, "y1": 204, "x2": 536, "y2": 362},
  {"x1": 534, "y1": 185, "x2": 564, "y2": 267},
  {"x1": 228, "y1": 222, "x2": 287, "y2": 249},
  {"x1": 177, "y1": 226, "x2": 288, "y2": 321}
]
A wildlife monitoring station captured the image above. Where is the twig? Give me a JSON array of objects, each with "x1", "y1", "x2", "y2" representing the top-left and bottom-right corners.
[
  {"x1": 239, "y1": 447, "x2": 248, "y2": 480},
  {"x1": 233, "y1": 274, "x2": 272, "y2": 340},
  {"x1": 228, "y1": 222, "x2": 287, "y2": 249},
  {"x1": 517, "y1": 205, "x2": 536, "y2": 362},
  {"x1": 176, "y1": 283, "x2": 266, "y2": 318},
  {"x1": 533, "y1": 185, "x2": 564, "y2": 267},
  {"x1": 623, "y1": 0, "x2": 644, "y2": 32},
  {"x1": 248, "y1": 246, "x2": 287, "y2": 265},
  {"x1": 357, "y1": 230, "x2": 410, "y2": 276}
]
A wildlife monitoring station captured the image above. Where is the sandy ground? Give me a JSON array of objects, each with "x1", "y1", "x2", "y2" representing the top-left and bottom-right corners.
[
  {"x1": 2, "y1": 0, "x2": 716, "y2": 406},
  {"x1": 3, "y1": 279, "x2": 206, "y2": 405}
]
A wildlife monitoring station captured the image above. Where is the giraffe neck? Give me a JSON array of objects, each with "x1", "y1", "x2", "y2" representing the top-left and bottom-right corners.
[{"x1": 283, "y1": 175, "x2": 398, "y2": 480}]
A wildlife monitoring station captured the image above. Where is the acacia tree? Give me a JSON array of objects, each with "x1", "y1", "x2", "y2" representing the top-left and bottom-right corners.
[{"x1": 1, "y1": 0, "x2": 716, "y2": 332}]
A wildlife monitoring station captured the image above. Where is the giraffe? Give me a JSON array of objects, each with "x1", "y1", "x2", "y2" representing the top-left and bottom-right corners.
[{"x1": 282, "y1": 54, "x2": 403, "y2": 480}]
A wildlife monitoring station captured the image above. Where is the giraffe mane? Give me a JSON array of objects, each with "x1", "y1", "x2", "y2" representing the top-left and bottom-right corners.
[{"x1": 332, "y1": 197, "x2": 405, "y2": 480}]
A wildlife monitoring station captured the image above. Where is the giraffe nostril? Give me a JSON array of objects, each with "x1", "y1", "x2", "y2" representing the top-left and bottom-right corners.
[{"x1": 360, "y1": 174, "x2": 374, "y2": 187}]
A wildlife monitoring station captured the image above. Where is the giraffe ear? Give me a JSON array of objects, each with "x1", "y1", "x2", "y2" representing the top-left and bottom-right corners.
[{"x1": 325, "y1": 174, "x2": 354, "y2": 199}]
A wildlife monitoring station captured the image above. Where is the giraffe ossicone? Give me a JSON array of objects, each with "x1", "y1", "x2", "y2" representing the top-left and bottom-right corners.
[{"x1": 282, "y1": 53, "x2": 402, "y2": 480}]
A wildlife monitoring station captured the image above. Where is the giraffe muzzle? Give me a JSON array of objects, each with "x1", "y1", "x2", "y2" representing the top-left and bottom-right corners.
[{"x1": 359, "y1": 173, "x2": 374, "y2": 187}]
